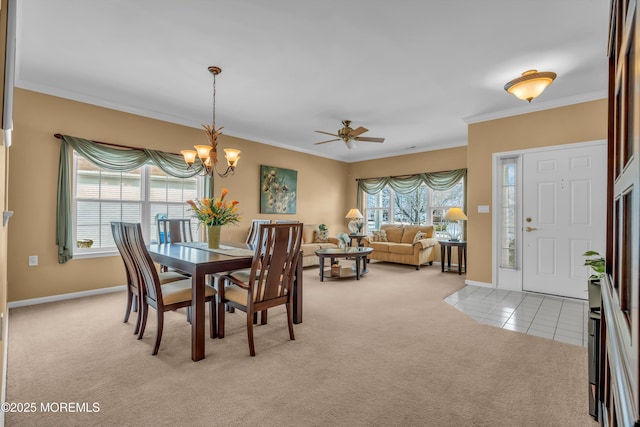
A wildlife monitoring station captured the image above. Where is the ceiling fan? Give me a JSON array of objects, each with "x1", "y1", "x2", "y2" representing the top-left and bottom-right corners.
[{"x1": 314, "y1": 120, "x2": 385, "y2": 149}]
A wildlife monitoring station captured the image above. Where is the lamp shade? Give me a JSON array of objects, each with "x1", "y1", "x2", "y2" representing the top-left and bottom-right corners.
[
  {"x1": 444, "y1": 207, "x2": 467, "y2": 221},
  {"x1": 181, "y1": 150, "x2": 197, "y2": 165},
  {"x1": 504, "y1": 70, "x2": 556, "y2": 102},
  {"x1": 223, "y1": 148, "x2": 241, "y2": 167},
  {"x1": 345, "y1": 208, "x2": 364, "y2": 219}
]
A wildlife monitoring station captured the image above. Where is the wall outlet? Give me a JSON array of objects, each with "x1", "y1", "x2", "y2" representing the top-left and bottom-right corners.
[{"x1": 28, "y1": 255, "x2": 38, "y2": 266}]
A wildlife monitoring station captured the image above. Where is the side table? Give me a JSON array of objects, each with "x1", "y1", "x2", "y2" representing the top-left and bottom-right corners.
[
  {"x1": 349, "y1": 234, "x2": 367, "y2": 247},
  {"x1": 439, "y1": 240, "x2": 466, "y2": 275}
]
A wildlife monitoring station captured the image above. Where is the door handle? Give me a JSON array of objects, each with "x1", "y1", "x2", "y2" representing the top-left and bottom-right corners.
[{"x1": 525, "y1": 227, "x2": 538, "y2": 232}]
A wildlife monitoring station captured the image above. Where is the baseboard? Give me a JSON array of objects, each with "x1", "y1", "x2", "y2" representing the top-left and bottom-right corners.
[
  {"x1": 464, "y1": 280, "x2": 493, "y2": 288},
  {"x1": 7, "y1": 285, "x2": 126, "y2": 309}
]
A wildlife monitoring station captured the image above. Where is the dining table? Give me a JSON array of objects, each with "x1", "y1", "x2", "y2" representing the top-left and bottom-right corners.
[{"x1": 147, "y1": 241, "x2": 303, "y2": 361}]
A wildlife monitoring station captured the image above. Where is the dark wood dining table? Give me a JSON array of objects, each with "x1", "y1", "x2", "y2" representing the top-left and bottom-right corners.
[{"x1": 147, "y1": 241, "x2": 303, "y2": 361}]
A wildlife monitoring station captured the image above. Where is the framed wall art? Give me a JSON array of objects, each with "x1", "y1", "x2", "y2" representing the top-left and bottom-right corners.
[{"x1": 260, "y1": 165, "x2": 297, "y2": 214}]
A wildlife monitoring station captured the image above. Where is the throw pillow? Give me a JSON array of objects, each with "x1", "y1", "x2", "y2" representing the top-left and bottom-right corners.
[
  {"x1": 372, "y1": 230, "x2": 388, "y2": 242},
  {"x1": 413, "y1": 231, "x2": 426, "y2": 244},
  {"x1": 314, "y1": 229, "x2": 329, "y2": 243}
]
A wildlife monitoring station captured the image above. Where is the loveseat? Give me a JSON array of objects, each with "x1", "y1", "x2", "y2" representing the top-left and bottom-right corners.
[
  {"x1": 300, "y1": 224, "x2": 339, "y2": 267},
  {"x1": 361, "y1": 224, "x2": 438, "y2": 270},
  {"x1": 245, "y1": 222, "x2": 339, "y2": 267}
]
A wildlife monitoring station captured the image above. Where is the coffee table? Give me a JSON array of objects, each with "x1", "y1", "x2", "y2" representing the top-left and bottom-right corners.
[{"x1": 315, "y1": 247, "x2": 374, "y2": 281}]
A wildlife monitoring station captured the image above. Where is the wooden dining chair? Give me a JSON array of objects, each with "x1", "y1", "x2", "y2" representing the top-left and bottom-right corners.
[
  {"x1": 122, "y1": 222, "x2": 217, "y2": 355},
  {"x1": 111, "y1": 222, "x2": 188, "y2": 335},
  {"x1": 156, "y1": 218, "x2": 194, "y2": 274},
  {"x1": 157, "y1": 218, "x2": 194, "y2": 244},
  {"x1": 218, "y1": 222, "x2": 303, "y2": 356},
  {"x1": 245, "y1": 219, "x2": 271, "y2": 247}
]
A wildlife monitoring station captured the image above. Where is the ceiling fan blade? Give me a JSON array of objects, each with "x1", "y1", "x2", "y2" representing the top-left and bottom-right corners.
[
  {"x1": 355, "y1": 137, "x2": 385, "y2": 143},
  {"x1": 315, "y1": 130, "x2": 340, "y2": 137},
  {"x1": 348, "y1": 126, "x2": 368, "y2": 137},
  {"x1": 314, "y1": 139, "x2": 341, "y2": 145}
]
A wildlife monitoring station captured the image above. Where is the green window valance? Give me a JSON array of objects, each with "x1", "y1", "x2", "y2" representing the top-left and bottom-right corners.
[
  {"x1": 56, "y1": 135, "x2": 204, "y2": 264},
  {"x1": 355, "y1": 168, "x2": 467, "y2": 218},
  {"x1": 357, "y1": 168, "x2": 467, "y2": 195}
]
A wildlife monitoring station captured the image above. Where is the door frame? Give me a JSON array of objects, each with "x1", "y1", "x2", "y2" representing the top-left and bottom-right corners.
[{"x1": 491, "y1": 139, "x2": 607, "y2": 292}]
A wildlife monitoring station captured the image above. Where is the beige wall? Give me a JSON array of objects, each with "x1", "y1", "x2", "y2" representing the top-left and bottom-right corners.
[
  {"x1": 467, "y1": 99, "x2": 608, "y2": 284},
  {"x1": 7, "y1": 89, "x2": 350, "y2": 302}
]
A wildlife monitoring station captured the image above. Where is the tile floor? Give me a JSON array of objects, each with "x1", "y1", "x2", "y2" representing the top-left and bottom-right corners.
[{"x1": 445, "y1": 285, "x2": 588, "y2": 347}]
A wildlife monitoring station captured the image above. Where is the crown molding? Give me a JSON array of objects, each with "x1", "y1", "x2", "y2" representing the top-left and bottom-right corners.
[{"x1": 463, "y1": 90, "x2": 607, "y2": 124}]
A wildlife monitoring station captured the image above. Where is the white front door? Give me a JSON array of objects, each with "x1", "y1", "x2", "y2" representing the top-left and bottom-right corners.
[{"x1": 521, "y1": 143, "x2": 607, "y2": 299}]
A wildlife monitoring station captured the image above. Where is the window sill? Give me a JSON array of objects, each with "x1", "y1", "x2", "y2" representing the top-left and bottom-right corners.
[{"x1": 73, "y1": 250, "x2": 119, "y2": 260}]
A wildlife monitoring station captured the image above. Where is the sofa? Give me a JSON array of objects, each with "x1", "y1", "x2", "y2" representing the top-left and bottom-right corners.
[
  {"x1": 361, "y1": 224, "x2": 438, "y2": 270},
  {"x1": 244, "y1": 222, "x2": 339, "y2": 267},
  {"x1": 300, "y1": 224, "x2": 339, "y2": 267}
]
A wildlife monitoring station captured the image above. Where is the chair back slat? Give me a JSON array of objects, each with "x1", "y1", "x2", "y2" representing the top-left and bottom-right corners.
[
  {"x1": 157, "y1": 219, "x2": 193, "y2": 244},
  {"x1": 250, "y1": 223, "x2": 302, "y2": 304},
  {"x1": 124, "y1": 222, "x2": 163, "y2": 305}
]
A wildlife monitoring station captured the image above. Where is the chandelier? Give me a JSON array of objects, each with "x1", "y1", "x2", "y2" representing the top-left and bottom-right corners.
[{"x1": 181, "y1": 66, "x2": 241, "y2": 177}]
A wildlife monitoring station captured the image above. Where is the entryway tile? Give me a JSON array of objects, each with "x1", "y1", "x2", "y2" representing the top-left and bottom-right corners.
[{"x1": 446, "y1": 285, "x2": 588, "y2": 347}]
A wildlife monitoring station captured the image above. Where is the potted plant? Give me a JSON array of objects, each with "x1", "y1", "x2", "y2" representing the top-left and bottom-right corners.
[
  {"x1": 582, "y1": 250, "x2": 604, "y2": 283},
  {"x1": 337, "y1": 232, "x2": 350, "y2": 249}
]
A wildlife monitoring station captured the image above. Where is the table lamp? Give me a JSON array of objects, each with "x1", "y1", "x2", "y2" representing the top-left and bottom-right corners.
[
  {"x1": 444, "y1": 207, "x2": 467, "y2": 241},
  {"x1": 345, "y1": 208, "x2": 364, "y2": 235}
]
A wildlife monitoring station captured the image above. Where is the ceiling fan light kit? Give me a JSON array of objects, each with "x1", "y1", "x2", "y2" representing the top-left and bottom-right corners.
[
  {"x1": 504, "y1": 69, "x2": 557, "y2": 102},
  {"x1": 314, "y1": 119, "x2": 385, "y2": 149}
]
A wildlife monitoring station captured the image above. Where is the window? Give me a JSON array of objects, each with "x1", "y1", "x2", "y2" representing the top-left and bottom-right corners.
[
  {"x1": 73, "y1": 153, "x2": 200, "y2": 256},
  {"x1": 499, "y1": 157, "x2": 517, "y2": 268},
  {"x1": 364, "y1": 178, "x2": 464, "y2": 237}
]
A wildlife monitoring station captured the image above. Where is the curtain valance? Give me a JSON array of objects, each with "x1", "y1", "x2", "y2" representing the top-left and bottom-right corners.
[
  {"x1": 56, "y1": 135, "x2": 204, "y2": 264},
  {"x1": 357, "y1": 168, "x2": 467, "y2": 195}
]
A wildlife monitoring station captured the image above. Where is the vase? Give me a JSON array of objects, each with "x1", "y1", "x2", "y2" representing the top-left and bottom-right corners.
[{"x1": 207, "y1": 225, "x2": 221, "y2": 249}]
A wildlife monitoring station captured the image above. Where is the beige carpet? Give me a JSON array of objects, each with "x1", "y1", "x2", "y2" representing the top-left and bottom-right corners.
[{"x1": 5, "y1": 262, "x2": 596, "y2": 427}]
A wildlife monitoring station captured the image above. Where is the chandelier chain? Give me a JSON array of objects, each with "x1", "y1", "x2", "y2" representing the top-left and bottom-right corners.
[{"x1": 212, "y1": 72, "x2": 216, "y2": 126}]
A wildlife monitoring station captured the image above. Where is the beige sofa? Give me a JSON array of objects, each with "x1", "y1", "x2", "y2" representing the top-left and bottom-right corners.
[
  {"x1": 244, "y1": 222, "x2": 339, "y2": 267},
  {"x1": 300, "y1": 224, "x2": 339, "y2": 267},
  {"x1": 362, "y1": 224, "x2": 438, "y2": 270}
]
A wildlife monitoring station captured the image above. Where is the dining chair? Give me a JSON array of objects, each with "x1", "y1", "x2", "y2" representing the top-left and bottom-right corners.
[
  {"x1": 157, "y1": 218, "x2": 194, "y2": 244},
  {"x1": 245, "y1": 219, "x2": 271, "y2": 247},
  {"x1": 111, "y1": 222, "x2": 189, "y2": 335},
  {"x1": 156, "y1": 218, "x2": 194, "y2": 273},
  {"x1": 122, "y1": 222, "x2": 217, "y2": 355},
  {"x1": 218, "y1": 222, "x2": 303, "y2": 356}
]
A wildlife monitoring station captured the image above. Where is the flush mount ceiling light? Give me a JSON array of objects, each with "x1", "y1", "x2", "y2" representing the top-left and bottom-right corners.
[
  {"x1": 181, "y1": 66, "x2": 241, "y2": 178},
  {"x1": 504, "y1": 69, "x2": 557, "y2": 102}
]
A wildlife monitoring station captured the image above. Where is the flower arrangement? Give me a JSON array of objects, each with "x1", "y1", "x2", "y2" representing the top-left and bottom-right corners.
[{"x1": 186, "y1": 188, "x2": 240, "y2": 226}]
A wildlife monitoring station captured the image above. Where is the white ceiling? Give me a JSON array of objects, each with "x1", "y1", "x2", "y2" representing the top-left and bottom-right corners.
[{"x1": 13, "y1": 0, "x2": 609, "y2": 162}]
